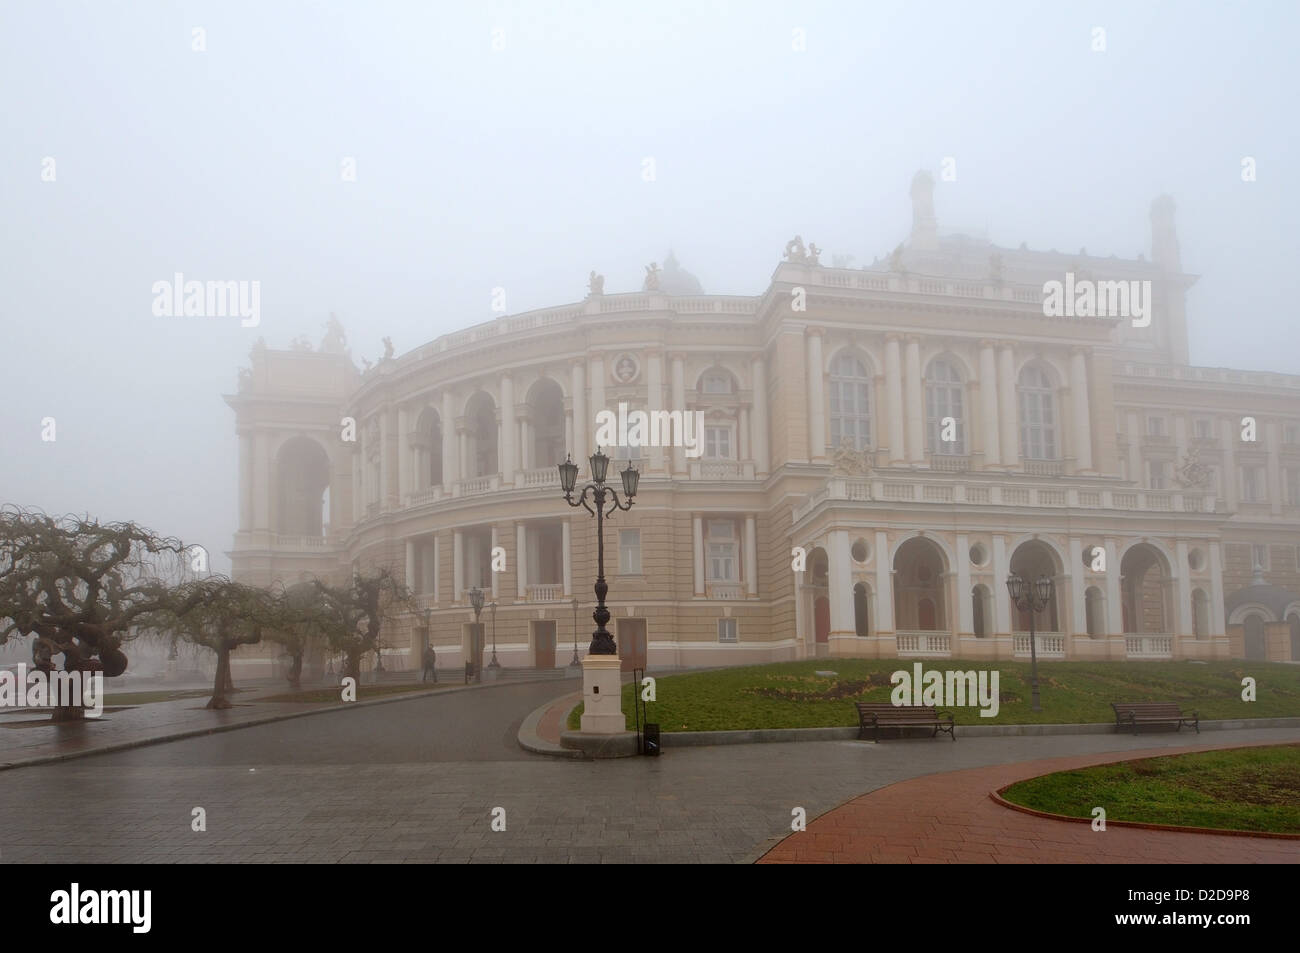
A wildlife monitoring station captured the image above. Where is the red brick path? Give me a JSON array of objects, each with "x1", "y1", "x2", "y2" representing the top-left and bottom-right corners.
[{"x1": 758, "y1": 740, "x2": 1300, "y2": 863}]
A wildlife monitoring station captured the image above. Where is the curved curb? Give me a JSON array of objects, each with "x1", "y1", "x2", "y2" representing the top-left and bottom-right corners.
[
  {"x1": 988, "y1": 740, "x2": 1300, "y2": 840},
  {"x1": 516, "y1": 695, "x2": 585, "y2": 759}
]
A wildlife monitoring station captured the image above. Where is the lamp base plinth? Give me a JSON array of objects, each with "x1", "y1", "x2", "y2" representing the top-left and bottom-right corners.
[{"x1": 579, "y1": 655, "x2": 625, "y2": 734}]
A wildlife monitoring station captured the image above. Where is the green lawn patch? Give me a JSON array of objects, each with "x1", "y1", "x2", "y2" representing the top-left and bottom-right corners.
[
  {"x1": 101, "y1": 689, "x2": 214, "y2": 706},
  {"x1": 1000, "y1": 744, "x2": 1300, "y2": 834},
  {"x1": 564, "y1": 659, "x2": 1300, "y2": 732},
  {"x1": 258, "y1": 682, "x2": 443, "y2": 703}
]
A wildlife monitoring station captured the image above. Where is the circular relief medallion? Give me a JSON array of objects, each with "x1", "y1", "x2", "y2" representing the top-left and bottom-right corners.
[{"x1": 612, "y1": 352, "x2": 640, "y2": 384}]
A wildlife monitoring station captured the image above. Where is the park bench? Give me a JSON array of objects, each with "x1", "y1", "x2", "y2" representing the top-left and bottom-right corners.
[
  {"x1": 1111, "y1": 702, "x2": 1199, "y2": 735},
  {"x1": 855, "y1": 703, "x2": 955, "y2": 742}
]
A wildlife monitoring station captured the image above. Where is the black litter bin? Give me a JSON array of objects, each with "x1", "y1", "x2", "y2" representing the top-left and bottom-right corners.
[{"x1": 643, "y1": 723, "x2": 661, "y2": 756}]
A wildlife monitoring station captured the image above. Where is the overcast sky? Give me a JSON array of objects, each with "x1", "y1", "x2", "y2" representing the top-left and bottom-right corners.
[{"x1": 1, "y1": 1, "x2": 1296, "y2": 573}]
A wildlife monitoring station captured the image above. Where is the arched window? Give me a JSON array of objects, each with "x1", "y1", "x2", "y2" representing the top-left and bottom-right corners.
[
  {"x1": 853, "y1": 583, "x2": 870, "y2": 637},
  {"x1": 700, "y1": 370, "x2": 734, "y2": 395},
  {"x1": 925, "y1": 358, "x2": 965, "y2": 454},
  {"x1": 1018, "y1": 364, "x2": 1058, "y2": 460},
  {"x1": 829, "y1": 353, "x2": 871, "y2": 451}
]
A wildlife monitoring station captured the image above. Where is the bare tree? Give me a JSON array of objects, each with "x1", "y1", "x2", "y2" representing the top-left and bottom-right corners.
[
  {"x1": 312, "y1": 568, "x2": 413, "y2": 684},
  {"x1": 265, "y1": 581, "x2": 327, "y2": 690},
  {"x1": 0, "y1": 507, "x2": 188, "y2": 721}
]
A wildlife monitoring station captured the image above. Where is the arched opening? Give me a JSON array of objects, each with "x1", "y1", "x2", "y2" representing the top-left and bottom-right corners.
[
  {"x1": 527, "y1": 378, "x2": 566, "y2": 469},
  {"x1": 1192, "y1": 589, "x2": 1210, "y2": 639},
  {"x1": 806, "y1": 546, "x2": 829, "y2": 652},
  {"x1": 1120, "y1": 543, "x2": 1172, "y2": 634},
  {"x1": 1243, "y1": 613, "x2": 1267, "y2": 660},
  {"x1": 972, "y1": 584, "x2": 992, "y2": 638},
  {"x1": 1085, "y1": 585, "x2": 1105, "y2": 637},
  {"x1": 697, "y1": 367, "x2": 736, "y2": 396},
  {"x1": 892, "y1": 537, "x2": 948, "y2": 632},
  {"x1": 853, "y1": 583, "x2": 870, "y2": 637},
  {"x1": 1009, "y1": 540, "x2": 1062, "y2": 632},
  {"x1": 925, "y1": 357, "x2": 965, "y2": 454},
  {"x1": 415, "y1": 408, "x2": 443, "y2": 487},
  {"x1": 465, "y1": 392, "x2": 498, "y2": 478},
  {"x1": 276, "y1": 437, "x2": 330, "y2": 536},
  {"x1": 1289, "y1": 613, "x2": 1300, "y2": 661}
]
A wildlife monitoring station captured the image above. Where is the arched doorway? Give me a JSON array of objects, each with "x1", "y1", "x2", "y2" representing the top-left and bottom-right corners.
[
  {"x1": 1085, "y1": 586, "x2": 1105, "y2": 637},
  {"x1": 1120, "y1": 543, "x2": 1172, "y2": 634},
  {"x1": 804, "y1": 546, "x2": 830, "y2": 655},
  {"x1": 1289, "y1": 613, "x2": 1300, "y2": 661},
  {"x1": 526, "y1": 378, "x2": 566, "y2": 469},
  {"x1": 1244, "y1": 613, "x2": 1267, "y2": 660},
  {"x1": 465, "y1": 392, "x2": 498, "y2": 478},
  {"x1": 972, "y1": 584, "x2": 992, "y2": 638},
  {"x1": 276, "y1": 437, "x2": 330, "y2": 536},
  {"x1": 853, "y1": 583, "x2": 870, "y2": 637},
  {"x1": 892, "y1": 537, "x2": 948, "y2": 632},
  {"x1": 814, "y1": 598, "x2": 830, "y2": 646},
  {"x1": 414, "y1": 408, "x2": 442, "y2": 486},
  {"x1": 1009, "y1": 540, "x2": 1062, "y2": 632},
  {"x1": 1192, "y1": 589, "x2": 1210, "y2": 639}
]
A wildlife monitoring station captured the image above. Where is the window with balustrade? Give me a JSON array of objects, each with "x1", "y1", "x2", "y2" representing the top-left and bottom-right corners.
[
  {"x1": 828, "y1": 353, "x2": 872, "y2": 451},
  {"x1": 925, "y1": 358, "x2": 965, "y2": 454},
  {"x1": 1017, "y1": 364, "x2": 1058, "y2": 460},
  {"x1": 1149, "y1": 459, "x2": 1170, "y2": 490},
  {"x1": 704, "y1": 424, "x2": 733, "y2": 460}
]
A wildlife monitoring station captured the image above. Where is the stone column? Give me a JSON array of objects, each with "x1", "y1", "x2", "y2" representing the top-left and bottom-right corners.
[
  {"x1": 1104, "y1": 538, "x2": 1123, "y2": 635},
  {"x1": 885, "y1": 334, "x2": 905, "y2": 464},
  {"x1": 562, "y1": 520, "x2": 572, "y2": 596},
  {"x1": 516, "y1": 522, "x2": 527, "y2": 599},
  {"x1": 829, "y1": 530, "x2": 852, "y2": 633},
  {"x1": 405, "y1": 539, "x2": 416, "y2": 592},
  {"x1": 453, "y1": 530, "x2": 464, "y2": 601},
  {"x1": 745, "y1": 515, "x2": 758, "y2": 596},
  {"x1": 397, "y1": 408, "x2": 410, "y2": 501},
  {"x1": 379, "y1": 411, "x2": 390, "y2": 507},
  {"x1": 1267, "y1": 421, "x2": 1282, "y2": 515},
  {"x1": 997, "y1": 343, "x2": 1018, "y2": 469},
  {"x1": 253, "y1": 431, "x2": 271, "y2": 530},
  {"x1": 1209, "y1": 541, "x2": 1226, "y2": 636},
  {"x1": 874, "y1": 530, "x2": 893, "y2": 633},
  {"x1": 500, "y1": 375, "x2": 516, "y2": 484},
  {"x1": 751, "y1": 354, "x2": 770, "y2": 475},
  {"x1": 992, "y1": 535, "x2": 1011, "y2": 633},
  {"x1": 351, "y1": 450, "x2": 361, "y2": 522},
  {"x1": 905, "y1": 336, "x2": 924, "y2": 463},
  {"x1": 423, "y1": 538, "x2": 437, "y2": 598},
  {"x1": 670, "y1": 353, "x2": 686, "y2": 474},
  {"x1": 519, "y1": 415, "x2": 532, "y2": 471},
  {"x1": 572, "y1": 361, "x2": 587, "y2": 466},
  {"x1": 1069, "y1": 349, "x2": 1093, "y2": 472},
  {"x1": 238, "y1": 432, "x2": 253, "y2": 530},
  {"x1": 806, "y1": 329, "x2": 826, "y2": 461},
  {"x1": 647, "y1": 350, "x2": 664, "y2": 472},
  {"x1": 441, "y1": 390, "x2": 458, "y2": 491},
  {"x1": 956, "y1": 533, "x2": 972, "y2": 634},
  {"x1": 739, "y1": 406, "x2": 751, "y2": 463},
  {"x1": 1068, "y1": 537, "x2": 1087, "y2": 637},
  {"x1": 1174, "y1": 540, "x2": 1193, "y2": 636},
  {"x1": 693, "y1": 516, "x2": 705, "y2": 596},
  {"x1": 978, "y1": 341, "x2": 1000, "y2": 467}
]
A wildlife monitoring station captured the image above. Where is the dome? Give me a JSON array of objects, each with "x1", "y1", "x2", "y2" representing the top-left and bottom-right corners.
[{"x1": 659, "y1": 251, "x2": 704, "y2": 295}]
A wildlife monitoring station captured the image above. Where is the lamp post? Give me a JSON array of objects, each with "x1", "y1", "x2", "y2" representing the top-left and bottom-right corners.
[
  {"x1": 1006, "y1": 573, "x2": 1054, "y2": 713},
  {"x1": 469, "y1": 586, "x2": 485, "y2": 681},
  {"x1": 558, "y1": 448, "x2": 638, "y2": 655},
  {"x1": 569, "y1": 596, "x2": 582, "y2": 667},
  {"x1": 422, "y1": 606, "x2": 433, "y2": 675},
  {"x1": 487, "y1": 600, "x2": 500, "y2": 670}
]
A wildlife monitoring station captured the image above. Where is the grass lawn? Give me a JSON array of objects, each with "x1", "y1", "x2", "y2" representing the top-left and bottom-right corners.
[
  {"x1": 1000, "y1": 744, "x2": 1300, "y2": 834},
  {"x1": 101, "y1": 689, "x2": 214, "y2": 706},
  {"x1": 565, "y1": 658, "x2": 1300, "y2": 732},
  {"x1": 258, "y1": 682, "x2": 444, "y2": 703}
]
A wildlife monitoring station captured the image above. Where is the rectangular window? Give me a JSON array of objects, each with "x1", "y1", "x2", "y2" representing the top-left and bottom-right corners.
[
  {"x1": 619, "y1": 529, "x2": 641, "y2": 574},
  {"x1": 717, "y1": 618, "x2": 738, "y2": 643},
  {"x1": 1194, "y1": 418, "x2": 1213, "y2": 439},
  {"x1": 1286, "y1": 469, "x2": 1300, "y2": 505},
  {"x1": 1285, "y1": 423, "x2": 1300, "y2": 445},
  {"x1": 1241, "y1": 466, "x2": 1265, "y2": 502},
  {"x1": 705, "y1": 520, "x2": 737, "y2": 582},
  {"x1": 1252, "y1": 544, "x2": 1269, "y2": 571},
  {"x1": 704, "y1": 425, "x2": 732, "y2": 459},
  {"x1": 1146, "y1": 416, "x2": 1166, "y2": 436},
  {"x1": 1149, "y1": 459, "x2": 1169, "y2": 490}
]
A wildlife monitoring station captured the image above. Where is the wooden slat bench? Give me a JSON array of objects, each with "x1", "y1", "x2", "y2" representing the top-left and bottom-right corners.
[
  {"x1": 855, "y1": 703, "x2": 955, "y2": 742},
  {"x1": 1111, "y1": 702, "x2": 1199, "y2": 735}
]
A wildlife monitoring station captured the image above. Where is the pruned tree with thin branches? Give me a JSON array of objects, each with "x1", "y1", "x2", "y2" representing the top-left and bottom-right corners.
[{"x1": 312, "y1": 568, "x2": 413, "y2": 684}]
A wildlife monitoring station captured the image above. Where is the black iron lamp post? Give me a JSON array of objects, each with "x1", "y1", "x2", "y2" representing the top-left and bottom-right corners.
[
  {"x1": 488, "y1": 600, "x2": 500, "y2": 669},
  {"x1": 469, "y1": 586, "x2": 485, "y2": 679},
  {"x1": 558, "y1": 448, "x2": 638, "y2": 655},
  {"x1": 1006, "y1": 572, "x2": 1054, "y2": 713},
  {"x1": 569, "y1": 597, "x2": 581, "y2": 666}
]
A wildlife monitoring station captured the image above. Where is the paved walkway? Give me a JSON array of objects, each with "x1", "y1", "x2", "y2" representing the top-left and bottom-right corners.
[{"x1": 758, "y1": 739, "x2": 1300, "y2": 864}]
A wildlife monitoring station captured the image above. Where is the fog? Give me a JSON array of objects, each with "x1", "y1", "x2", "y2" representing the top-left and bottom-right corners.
[{"x1": 1, "y1": 1, "x2": 1296, "y2": 573}]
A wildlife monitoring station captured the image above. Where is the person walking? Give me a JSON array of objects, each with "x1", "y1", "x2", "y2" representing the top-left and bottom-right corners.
[{"x1": 421, "y1": 643, "x2": 437, "y2": 683}]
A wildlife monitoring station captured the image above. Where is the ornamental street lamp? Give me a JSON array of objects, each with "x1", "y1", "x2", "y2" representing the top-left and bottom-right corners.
[
  {"x1": 569, "y1": 597, "x2": 582, "y2": 667},
  {"x1": 558, "y1": 448, "x2": 638, "y2": 655},
  {"x1": 487, "y1": 600, "x2": 500, "y2": 669},
  {"x1": 1006, "y1": 572, "x2": 1054, "y2": 712},
  {"x1": 469, "y1": 586, "x2": 485, "y2": 680}
]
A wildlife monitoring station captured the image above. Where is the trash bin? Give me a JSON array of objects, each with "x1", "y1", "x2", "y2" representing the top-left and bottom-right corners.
[{"x1": 643, "y1": 723, "x2": 661, "y2": 756}]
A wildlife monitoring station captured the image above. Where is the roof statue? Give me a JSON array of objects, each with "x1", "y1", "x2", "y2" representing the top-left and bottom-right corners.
[
  {"x1": 588, "y1": 270, "x2": 604, "y2": 296},
  {"x1": 382, "y1": 337, "x2": 394, "y2": 361},
  {"x1": 642, "y1": 262, "x2": 661, "y2": 291},
  {"x1": 989, "y1": 251, "x2": 1004, "y2": 284},
  {"x1": 320, "y1": 313, "x2": 348, "y2": 354},
  {"x1": 784, "y1": 235, "x2": 808, "y2": 262},
  {"x1": 888, "y1": 243, "x2": 906, "y2": 273},
  {"x1": 807, "y1": 242, "x2": 822, "y2": 266}
]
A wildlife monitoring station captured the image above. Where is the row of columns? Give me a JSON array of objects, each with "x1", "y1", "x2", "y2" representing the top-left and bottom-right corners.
[
  {"x1": 405, "y1": 522, "x2": 576, "y2": 603},
  {"x1": 801, "y1": 331, "x2": 1094, "y2": 470}
]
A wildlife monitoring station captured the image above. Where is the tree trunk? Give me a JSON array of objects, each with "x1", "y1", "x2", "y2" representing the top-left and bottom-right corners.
[
  {"x1": 287, "y1": 651, "x2": 302, "y2": 689},
  {"x1": 207, "y1": 647, "x2": 232, "y2": 709},
  {"x1": 49, "y1": 665, "x2": 87, "y2": 722},
  {"x1": 344, "y1": 650, "x2": 362, "y2": 685}
]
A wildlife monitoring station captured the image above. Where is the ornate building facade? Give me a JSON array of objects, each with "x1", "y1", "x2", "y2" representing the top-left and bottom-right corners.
[{"x1": 226, "y1": 175, "x2": 1300, "y2": 678}]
